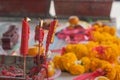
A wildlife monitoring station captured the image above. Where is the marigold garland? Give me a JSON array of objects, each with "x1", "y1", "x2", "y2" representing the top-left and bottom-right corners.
[
  {"x1": 61, "y1": 52, "x2": 77, "y2": 71},
  {"x1": 52, "y1": 23, "x2": 120, "y2": 79},
  {"x1": 80, "y1": 57, "x2": 90, "y2": 72},
  {"x1": 68, "y1": 63, "x2": 85, "y2": 75}
]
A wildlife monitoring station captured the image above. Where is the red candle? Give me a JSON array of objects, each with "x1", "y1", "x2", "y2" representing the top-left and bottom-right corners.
[
  {"x1": 45, "y1": 18, "x2": 58, "y2": 54},
  {"x1": 20, "y1": 17, "x2": 30, "y2": 56},
  {"x1": 34, "y1": 23, "x2": 44, "y2": 43}
]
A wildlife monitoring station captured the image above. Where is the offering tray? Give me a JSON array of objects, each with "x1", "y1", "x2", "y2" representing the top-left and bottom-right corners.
[{"x1": 0, "y1": 55, "x2": 46, "y2": 80}]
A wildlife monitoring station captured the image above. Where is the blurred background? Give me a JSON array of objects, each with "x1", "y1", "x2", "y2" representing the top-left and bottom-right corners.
[{"x1": 0, "y1": 0, "x2": 120, "y2": 29}]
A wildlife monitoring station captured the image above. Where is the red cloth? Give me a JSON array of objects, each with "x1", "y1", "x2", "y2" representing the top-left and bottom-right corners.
[
  {"x1": 20, "y1": 19, "x2": 30, "y2": 56},
  {"x1": 73, "y1": 69, "x2": 105, "y2": 80},
  {"x1": 34, "y1": 25, "x2": 44, "y2": 43}
]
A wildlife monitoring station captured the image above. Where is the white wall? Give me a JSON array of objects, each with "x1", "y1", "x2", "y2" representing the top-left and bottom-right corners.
[{"x1": 110, "y1": 1, "x2": 120, "y2": 30}]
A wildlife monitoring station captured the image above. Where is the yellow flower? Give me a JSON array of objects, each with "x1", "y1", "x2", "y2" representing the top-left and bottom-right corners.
[
  {"x1": 104, "y1": 45, "x2": 119, "y2": 63},
  {"x1": 68, "y1": 63, "x2": 85, "y2": 75},
  {"x1": 93, "y1": 24, "x2": 103, "y2": 32},
  {"x1": 103, "y1": 26, "x2": 110, "y2": 33},
  {"x1": 65, "y1": 44, "x2": 76, "y2": 53},
  {"x1": 90, "y1": 58, "x2": 101, "y2": 71},
  {"x1": 75, "y1": 44, "x2": 89, "y2": 59},
  {"x1": 53, "y1": 55, "x2": 64, "y2": 71},
  {"x1": 65, "y1": 44, "x2": 88, "y2": 59},
  {"x1": 80, "y1": 57, "x2": 90, "y2": 72},
  {"x1": 61, "y1": 52, "x2": 77, "y2": 71},
  {"x1": 88, "y1": 44, "x2": 119, "y2": 64},
  {"x1": 100, "y1": 61, "x2": 116, "y2": 80},
  {"x1": 93, "y1": 23, "x2": 116, "y2": 36},
  {"x1": 85, "y1": 41, "x2": 98, "y2": 50},
  {"x1": 114, "y1": 65, "x2": 120, "y2": 80},
  {"x1": 28, "y1": 47, "x2": 38, "y2": 56},
  {"x1": 48, "y1": 65, "x2": 55, "y2": 77},
  {"x1": 103, "y1": 26, "x2": 116, "y2": 36},
  {"x1": 90, "y1": 24, "x2": 116, "y2": 43},
  {"x1": 106, "y1": 66, "x2": 116, "y2": 80},
  {"x1": 92, "y1": 31, "x2": 105, "y2": 42}
]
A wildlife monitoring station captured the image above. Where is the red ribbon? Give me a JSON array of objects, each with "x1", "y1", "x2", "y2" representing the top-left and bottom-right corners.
[{"x1": 73, "y1": 69, "x2": 105, "y2": 80}]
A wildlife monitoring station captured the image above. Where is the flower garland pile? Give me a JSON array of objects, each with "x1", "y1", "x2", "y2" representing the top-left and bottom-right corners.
[{"x1": 53, "y1": 22, "x2": 120, "y2": 80}]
